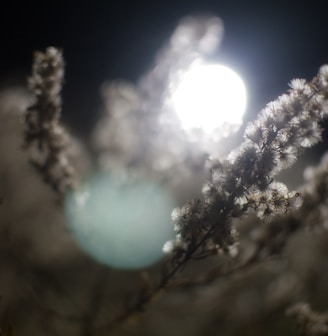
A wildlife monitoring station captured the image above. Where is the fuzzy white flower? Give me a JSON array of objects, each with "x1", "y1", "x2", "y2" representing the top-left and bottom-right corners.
[{"x1": 163, "y1": 240, "x2": 174, "y2": 253}]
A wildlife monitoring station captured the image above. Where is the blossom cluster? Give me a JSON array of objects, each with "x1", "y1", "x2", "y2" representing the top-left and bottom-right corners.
[
  {"x1": 166, "y1": 65, "x2": 328, "y2": 262},
  {"x1": 287, "y1": 302, "x2": 328, "y2": 335},
  {"x1": 25, "y1": 47, "x2": 82, "y2": 194},
  {"x1": 92, "y1": 15, "x2": 224, "y2": 185}
]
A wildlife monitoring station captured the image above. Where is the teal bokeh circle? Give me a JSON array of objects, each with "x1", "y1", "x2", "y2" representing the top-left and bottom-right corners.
[{"x1": 64, "y1": 173, "x2": 175, "y2": 269}]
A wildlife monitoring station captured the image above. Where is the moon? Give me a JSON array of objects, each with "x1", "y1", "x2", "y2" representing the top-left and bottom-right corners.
[{"x1": 171, "y1": 63, "x2": 247, "y2": 133}]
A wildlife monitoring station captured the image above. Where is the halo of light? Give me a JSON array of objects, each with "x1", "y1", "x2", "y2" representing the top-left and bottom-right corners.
[
  {"x1": 64, "y1": 172, "x2": 175, "y2": 270},
  {"x1": 172, "y1": 63, "x2": 247, "y2": 133}
]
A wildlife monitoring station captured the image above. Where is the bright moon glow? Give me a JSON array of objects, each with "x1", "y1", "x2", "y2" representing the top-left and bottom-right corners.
[
  {"x1": 172, "y1": 63, "x2": 247, "y2": 133},
  {"x1": 65, "y1": 173, "x2": 175, "y2": 270}
]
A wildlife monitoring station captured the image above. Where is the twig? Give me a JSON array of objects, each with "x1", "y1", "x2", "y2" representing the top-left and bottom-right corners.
[{"x1": 80, "y1": 267, "x2": 110, "y2": 336}]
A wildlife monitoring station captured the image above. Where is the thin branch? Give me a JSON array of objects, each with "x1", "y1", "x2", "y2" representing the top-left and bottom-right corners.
[{"x1": 79, "y1": 268, "x2": 110, "y2": 336}]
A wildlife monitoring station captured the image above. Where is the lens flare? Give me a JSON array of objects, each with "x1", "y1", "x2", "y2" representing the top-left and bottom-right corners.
[{"x1": 65, "y1": 172, "x2": 175, "y2": 270}]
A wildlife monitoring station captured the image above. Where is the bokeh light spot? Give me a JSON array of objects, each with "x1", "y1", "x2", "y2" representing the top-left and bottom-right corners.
[{"x1": 65, "y1": 172, "x2": 175, "y2": 270}]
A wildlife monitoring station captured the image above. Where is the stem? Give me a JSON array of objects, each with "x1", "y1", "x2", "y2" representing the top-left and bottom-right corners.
[{"x1": 95, "y1": 218, "x2": 220, "y2": 334}]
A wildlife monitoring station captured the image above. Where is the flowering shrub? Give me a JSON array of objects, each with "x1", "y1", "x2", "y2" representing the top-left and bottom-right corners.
[{"x1": 1, "y1": 16, "x2": 328, "y2": 336}]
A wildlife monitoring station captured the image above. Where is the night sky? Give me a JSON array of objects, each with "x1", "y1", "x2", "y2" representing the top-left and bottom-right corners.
[{"x1": 1, "y1": 0, "x2": 328, "y2": 140}]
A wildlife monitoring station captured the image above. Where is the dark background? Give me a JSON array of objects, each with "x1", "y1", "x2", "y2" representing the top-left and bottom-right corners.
[{"x1": 1, "y1": 0, "x2": 328, "y2": 143}]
